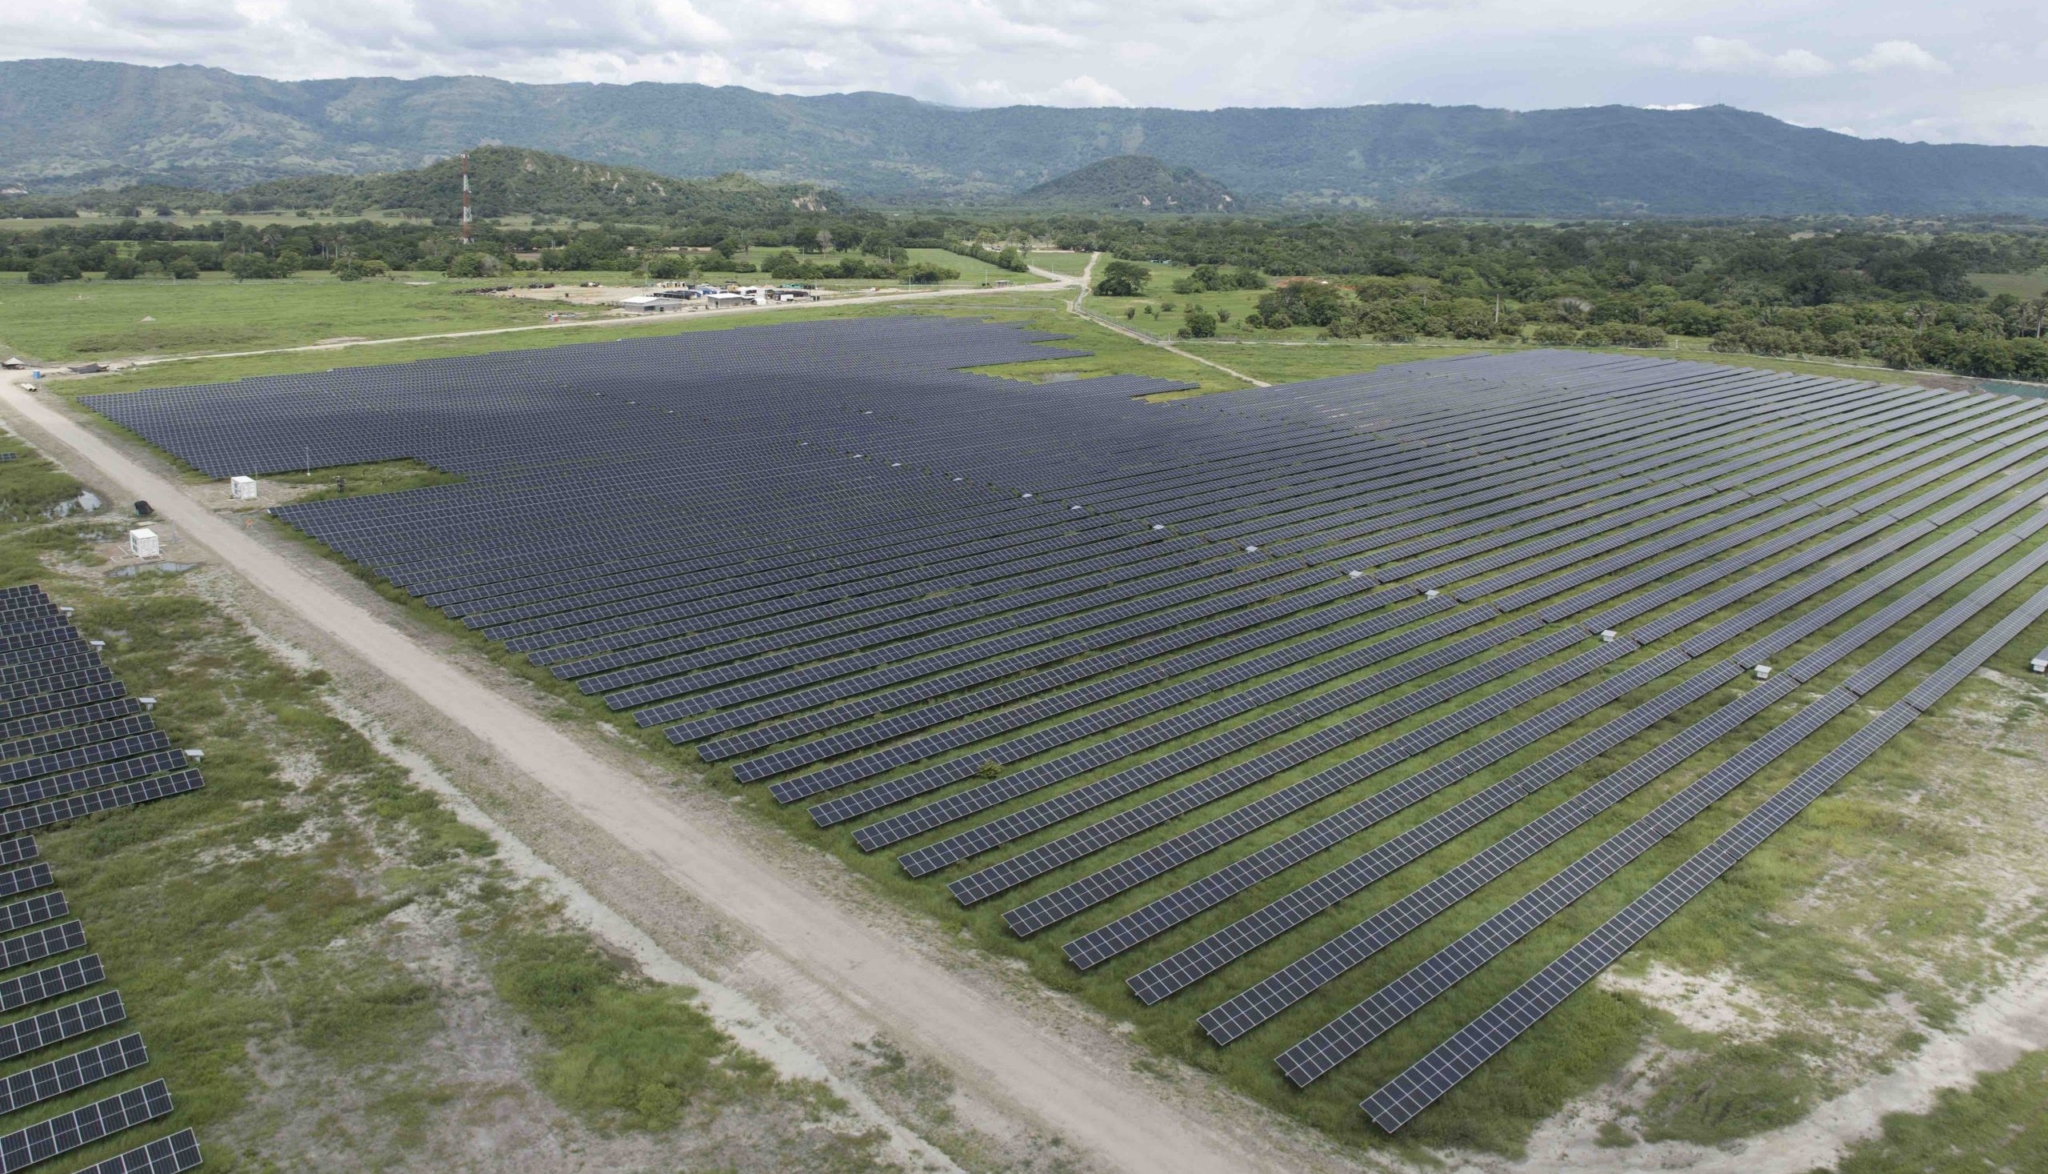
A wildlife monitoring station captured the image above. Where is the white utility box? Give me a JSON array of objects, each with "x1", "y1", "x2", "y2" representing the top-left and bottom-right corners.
[
  {"x1": 128, "y1": 528, "x2": 160, "y2": 559},
  {"x1": 229, "y1": 476, "x2": 258, "y2": 500},
  {"x1": 1754, "y1": 664, "x2": 1773, "y2": 681},
  {"x1": 2031, "y1": 656, "x2": 2046, "y2": 674}
]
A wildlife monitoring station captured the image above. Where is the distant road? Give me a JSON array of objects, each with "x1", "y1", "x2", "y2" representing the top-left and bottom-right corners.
[{"x1": 112, "y1": 266, "x2": 1085, "y2": 370}]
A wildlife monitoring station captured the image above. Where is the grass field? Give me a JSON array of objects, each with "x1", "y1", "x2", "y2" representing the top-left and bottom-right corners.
[
  {"x1": 52, "y1": 290, "x2": 2048, "y2": 1163},
  {"x1": 0, "y1": 271, "x2": 559, "y2": 363},
  {"x1": 1969, "y1": 268, "x2": 2048, "y2": 299},
  {"x1": 706, "y1": 246, "x2": 1046, "y2": 290},
  {"x1": 1022, "y1": 250, "x2": 1096, "y2": 276},
  {"x1": 1084, "y1": 261, "x2": 1324, "y2": 342}
]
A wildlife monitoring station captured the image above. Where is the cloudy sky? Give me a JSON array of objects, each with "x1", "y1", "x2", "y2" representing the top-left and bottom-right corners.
[{"x1": 12, "y1": 0, "x2": 2045, "y2": 144}]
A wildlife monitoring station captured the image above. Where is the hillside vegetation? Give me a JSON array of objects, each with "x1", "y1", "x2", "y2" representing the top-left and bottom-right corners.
[
  {"x1": 7, "y1": 59, "x2": 2048, "y2": 214},
  {"x1": 1017, "y1": 155, "x2": 1236, "y2": 212},
  {"x1": 19, "y1": 148, "x2": 843, "y2": 226}
]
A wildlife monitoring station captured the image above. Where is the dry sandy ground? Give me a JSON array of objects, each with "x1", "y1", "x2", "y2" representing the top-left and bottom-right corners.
[{"x1": 0, "y1": 382, "x2": 1353, "y2": 1174}]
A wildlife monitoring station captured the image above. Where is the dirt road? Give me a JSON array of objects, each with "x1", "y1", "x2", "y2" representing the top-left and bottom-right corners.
[
  {"x1": 0, "y1": 384, "x2": 1316, "y2": 1174},
  {"x1": 1066, "y1": 254, "x2": 1269, "y2": 388}
]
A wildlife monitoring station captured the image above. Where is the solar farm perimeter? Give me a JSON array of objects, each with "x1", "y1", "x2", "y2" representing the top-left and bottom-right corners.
[{"x1": 84, "y1": 318, "x2": 2048, "y2": 1142}]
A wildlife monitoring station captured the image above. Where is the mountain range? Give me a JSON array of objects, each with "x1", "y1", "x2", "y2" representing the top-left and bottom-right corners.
[{"x1": 5, "y1": 58, "x2": 2048, "y2": 216}]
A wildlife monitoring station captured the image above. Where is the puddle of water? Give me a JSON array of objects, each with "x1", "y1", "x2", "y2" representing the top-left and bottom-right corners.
[{"x1": 109, "y1": 561, "x2": 200, "y2": 577}]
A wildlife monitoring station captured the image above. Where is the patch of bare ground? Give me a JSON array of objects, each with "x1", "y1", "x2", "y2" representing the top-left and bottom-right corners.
[{"x1": 1468, "y1": 668, "x2": 2048, "y2": 1173}]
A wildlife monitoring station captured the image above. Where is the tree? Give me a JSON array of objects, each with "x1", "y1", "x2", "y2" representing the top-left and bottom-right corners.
[
  {"x1": 103, "y1": 256, "x2": 141, "y2": 280},
  {"x1": 445, "y1": 251, "x2": 495, "y2": 278},
  {"x1": 1093, "y1": 259, "x2": 1151, "y2": 298},
  {"x1": 648, "y1": 255, "x2": 695, "y2": 280},
  {"x1": 169, "y1": 258, "x2": 200, "y2": 280},
  {"x1": 227, "y1": 252, "x2": 275, "y2": 280},
  {"x1": 1178, "y1": 307, "x2": 1219, "y2": 339}
]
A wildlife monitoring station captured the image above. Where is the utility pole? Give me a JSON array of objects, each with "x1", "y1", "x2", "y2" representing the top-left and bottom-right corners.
[{"x1": 460, "y1": 152, "x2": 473, "y2": 246}]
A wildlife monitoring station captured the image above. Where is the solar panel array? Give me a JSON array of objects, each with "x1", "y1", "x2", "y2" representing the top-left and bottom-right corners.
[
  {"x1": 84, "y1": 318, "x2": 2048, "y2": 1137},
  {"x1": 0, "y1": 586, "x2": 205, "y2": 1174}
]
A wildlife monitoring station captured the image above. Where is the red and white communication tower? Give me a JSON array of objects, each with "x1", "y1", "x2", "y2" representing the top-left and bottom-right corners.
[{"x1": 459, "y1": 152, "x2": 473, "y2": 245}]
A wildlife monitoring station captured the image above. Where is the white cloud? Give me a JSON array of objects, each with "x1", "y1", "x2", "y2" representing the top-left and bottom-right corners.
[
  {"x1": 1850, "y1": 40, "x2": 1950, "y2": 73},
  {"x1": 1679, "y1": 36, "x2": 1835, "y2": 77},
  {"x1": 1039, "y1": 75, "x2": 1131, "y2": 106},
  {"x1": 0, "y1": 1, "x2": 2040, "y2": 146},
  {"x1": 1642, "y1": 102, "x2": 1702, "y2": 111}
]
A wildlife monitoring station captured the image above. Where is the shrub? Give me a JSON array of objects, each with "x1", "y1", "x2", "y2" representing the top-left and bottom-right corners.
[{"x1": 1179, "y1": 307, "x2": 1219, "y2": 339}]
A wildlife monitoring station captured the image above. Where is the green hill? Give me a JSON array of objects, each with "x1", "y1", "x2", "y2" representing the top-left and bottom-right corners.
[
  {"x1": 43, "y1": 147, "x2": 845, "y2": 224},
  {"x1": 6, "y1": 59, "x2": 2048, "y2": 215},
  {"x1": 1017, "y1": 156, "x2": 1235, "y2": 212},
  {"x1": 233, "y1": 147, "x2": 844, "y2": 221}
]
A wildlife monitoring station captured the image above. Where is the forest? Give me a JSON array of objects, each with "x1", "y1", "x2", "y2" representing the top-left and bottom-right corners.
[{"x1": 4, "y1": 206, "x2": 2046, "y2": 378}]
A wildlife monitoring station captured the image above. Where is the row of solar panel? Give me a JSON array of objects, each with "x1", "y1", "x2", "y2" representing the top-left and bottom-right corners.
[{"x1": 0, "y1": 586, "x2": 203, "y2": 1174}]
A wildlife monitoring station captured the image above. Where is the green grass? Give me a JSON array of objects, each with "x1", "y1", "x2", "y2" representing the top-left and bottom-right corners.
[
  {"x1": 1022, "y1": 251, "x2": 1095, "y2": 276},
  {"x1": 1084, "y1": 262, "x2": 1318, "y2": 342},
  {"x1": 1833, "y1": 1048, "x2": 2048, "y2": 1173},
  {"x1": 904, "y1": 247, "x2": 1045, "y2": 287},
  {"x1": 706, "y1": 247, "x2": 1044, "y2": 290},
  {"x1": 1969, "y1": 268, "x2": 2048, "y2": 299},
  {"x1": 0, "y1": 271, "x2": 562, "y2": 363},
  {"x1": 1176, "y1": 340, "x2": 1495, "y2": 384}
]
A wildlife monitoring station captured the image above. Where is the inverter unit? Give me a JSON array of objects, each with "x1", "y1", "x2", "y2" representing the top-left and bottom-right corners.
[
  {"x1": 229, "y1": 476, "x2": 258, "y2": 500},
  {"x1": 127, "y1": 528, "x2": 160, "y2": 559},
  {"x1": 1754, "y1": 664, "x2": 1773, "y2": 681}
]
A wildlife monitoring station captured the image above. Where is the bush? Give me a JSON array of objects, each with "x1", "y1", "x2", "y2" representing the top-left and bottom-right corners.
[
  {"x1": 332, "y1": 259, "x2": 387, "y2": 282},
  {"x1": 102, "y1": 256, "x2": 141, "y2": 280},
  {"x1": 169, "y1": 258, "x2": 199, "y2": 280},
  {"x1": 1532, "y1": 324, "x2": 1579, "y2": 345},
  {"x1": 1179, "y1": 307, "x2": 1219, "y2": 339},
  {"x1": 901, "y1": 262, "x2": 958, "y2": 284},
  {"x1": 1582, "y1": 323, "x2": 1668, "y2": 348},
  {"x1": 27, "y1": 254, "x2": 79, "y2": 284}
]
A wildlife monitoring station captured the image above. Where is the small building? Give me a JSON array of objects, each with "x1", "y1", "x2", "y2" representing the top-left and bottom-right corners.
[
  {"x1": 616, "y1": 295, "x2": 681, "y2": 313},
  {"x1": 0, "y1": 358, "x2": 23, "y2": 370},
  {"x1": 128, "y1": 528, "x2": 160, "y2": 559},
  {"x1": 229, "y1": 476, "x2": 258, "y2": 501}
]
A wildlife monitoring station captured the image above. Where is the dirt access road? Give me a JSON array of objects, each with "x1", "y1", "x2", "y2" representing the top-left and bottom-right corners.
[
  {"x1": 0, "y1": 387, "x2": 1326, "y2": 1174},
  {"x1": 1064, "y1": 254, "x2": 1269, "y2": 388}
]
